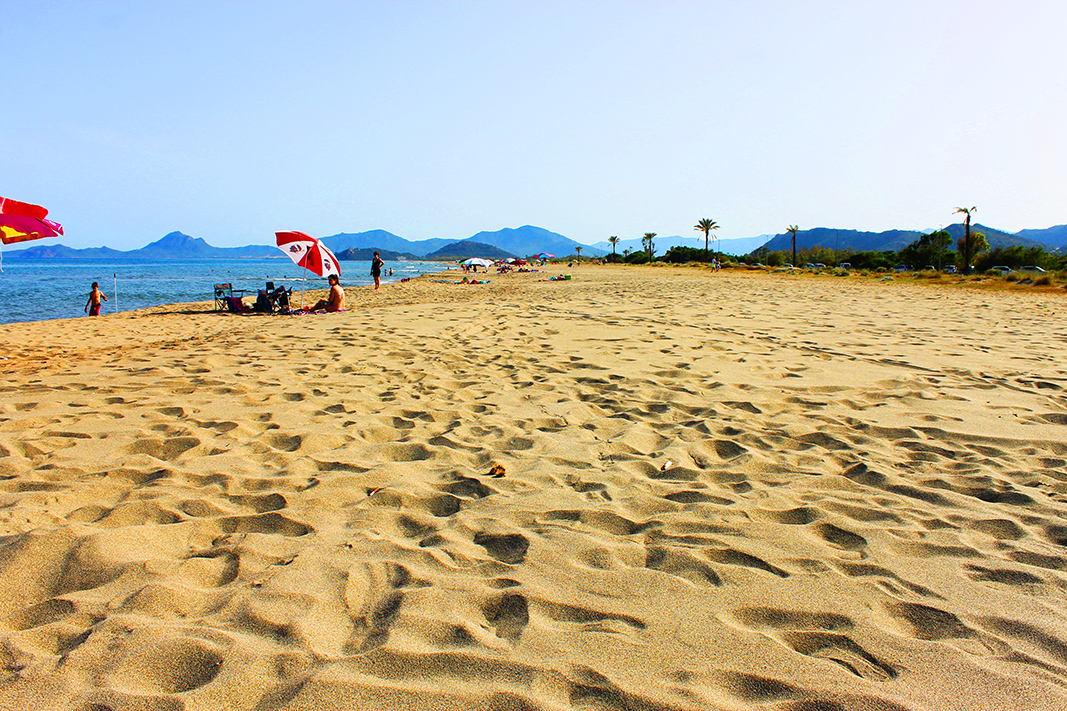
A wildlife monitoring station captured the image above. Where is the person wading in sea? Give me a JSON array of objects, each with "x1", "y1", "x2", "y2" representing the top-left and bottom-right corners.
[{"x1": 85, "y1": 282, "x2": 108, "y2": 316}]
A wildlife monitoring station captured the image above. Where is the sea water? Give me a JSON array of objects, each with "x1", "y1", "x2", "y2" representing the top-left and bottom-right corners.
[{"x1": 0, "y1": 258, "x2": 453, "y2": 326}]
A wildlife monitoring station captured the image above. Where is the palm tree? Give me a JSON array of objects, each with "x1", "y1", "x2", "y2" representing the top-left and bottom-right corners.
[
  {"x1": 575, "y1": 245, "x2": 582, "y2": 261},
  {"x1": 955, "y1": 206, "x2": 977, "y2": 272},
  {"x1": 608, "y1": 235, "x2": 620, "y2": 258},
  {"x1": 787, "y1": 225, "x2": 799, "y2": 267},
  {"x1": 694, "y1": 218, "x2": 719, "y2": 255},
  {"x1": 643, "y1": 232, "x2": 656, "y2": 262}
]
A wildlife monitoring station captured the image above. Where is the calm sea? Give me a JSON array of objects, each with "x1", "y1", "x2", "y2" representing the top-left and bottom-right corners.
[{"x1": 0, "y1": 257, "x2": 453, "y2": 326}]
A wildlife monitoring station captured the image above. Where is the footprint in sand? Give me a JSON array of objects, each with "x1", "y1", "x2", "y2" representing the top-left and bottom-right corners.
[
  {"x1": 483, "y1": 592, "x2": 529, "y2": 643},
  {"x1": 473, "y1": 532, "x2": 530, "y2": 564},
  {"x1": 645, "y1": 547, "x2": 722, "y2": 586},
  {"x1": 108, "y1": 637, "x2": 225, "y2": 695},
  {"x1": 814, "y1": 522, "x2": 869, "y2": 556},
  {"x1": 343, "y1": 562, "x2": 411, "y2": 654},
  {"x1": 125, "y1": 436, "x2": 200, "y2": 461},
  {"x1": 884, "y1": 601, "x2": 1006, "y2": 657},
  {"x1": 726, "y1": 606, "x2": 896, "y2": 681}
]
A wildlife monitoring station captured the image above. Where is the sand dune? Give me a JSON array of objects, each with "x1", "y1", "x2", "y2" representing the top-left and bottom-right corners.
[{"x1": 1, "y1": 266, "x2": 1066, "y2": 710}]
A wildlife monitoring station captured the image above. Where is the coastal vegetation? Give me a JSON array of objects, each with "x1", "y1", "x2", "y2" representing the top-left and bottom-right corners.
[
  {"x1": 955, "y1": 206, "x2": 978, "y2": 271},
  {"x1": 694, "y1": 218, "x2": 719, "y2": 253},
  {"x1": 737, "y1": 237, "x2": 1067, "y2": 274},
  {"x1": 642, "y1": 233, "x2": 656, "y2": 263}
]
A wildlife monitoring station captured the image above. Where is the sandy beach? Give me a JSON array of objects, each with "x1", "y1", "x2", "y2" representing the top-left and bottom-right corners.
[{"x1": 1, "y1": 265, "x2": 1066, "y2": 711}]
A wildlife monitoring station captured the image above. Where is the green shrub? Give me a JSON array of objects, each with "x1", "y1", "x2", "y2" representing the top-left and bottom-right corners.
[{"x1": 1034, "y1": 275, "x2": 1054, "y2": 286}]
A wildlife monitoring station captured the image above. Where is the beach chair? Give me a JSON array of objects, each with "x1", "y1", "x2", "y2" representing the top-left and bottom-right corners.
[
  {"x1": 268, "y1": 285, "x2": 292, "y2": 312},
  {"x1": 214, "y1": 283, "x2": 233, "y2": 311}
]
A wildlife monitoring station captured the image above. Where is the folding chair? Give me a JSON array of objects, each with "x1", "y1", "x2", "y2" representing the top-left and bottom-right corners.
[{"x1": 214, "y1": 283, "x2": 233, "y2": 311}]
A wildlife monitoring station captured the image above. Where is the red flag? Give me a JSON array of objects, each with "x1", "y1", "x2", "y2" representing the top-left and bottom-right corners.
[{"x1": 0, "y1": 196, "x2": 49, "y2": 220}]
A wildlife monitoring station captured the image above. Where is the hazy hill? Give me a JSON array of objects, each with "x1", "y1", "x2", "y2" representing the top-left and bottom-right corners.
[
  {"x1": 758, "y1": 223, "x2": 1052, "y2": 255},
  {"x1": 1016, "y1": 224, "x2": 1067, "y2": 249},
  {"x1": 335, "y1": 247, "x2": 419, "y2": 261},
  {"x1": 3, "y1": 244, "x2": 128, "y2": 259},
  {"x1": 130, "y1": 231, "x2": 275, "y2": 259},
  {"x1": 4, "y1": 231, "x2": 281, "y2": 259},
  {"x1": 761, "y1": 227, "x2": 924, "y2": 253},
  {"x1": 424, "y1": 241, "x2": 517, "y2": 260},
  {"x1": 321, "y1": 230, "x2": 452, "y2": 257},
  {"x1": 465, "y1": 225, "x2": 602, "y2": 258},
  {"x1": 942, "y1": 223, "x2": 1048, "y2": 250}
]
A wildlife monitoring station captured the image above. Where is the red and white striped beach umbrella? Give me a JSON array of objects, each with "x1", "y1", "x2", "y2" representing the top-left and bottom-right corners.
[
  {"x1": 275, "y1": 230, "x2": 341, "y2": 309},
  {"x1": 275, "y1": 231, "x2": 341, "y2": 278}
]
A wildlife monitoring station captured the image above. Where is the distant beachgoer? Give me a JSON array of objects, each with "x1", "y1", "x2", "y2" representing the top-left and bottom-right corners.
[
  {"x1": 85, "y1": 282, "x2": 108, "y2": 316},
  {"x1": 371, "y1": 251, "x2": 385, "y2": 290},
  {"x1": 309, "y1": 274, "x2": 346, "y2": 312}
]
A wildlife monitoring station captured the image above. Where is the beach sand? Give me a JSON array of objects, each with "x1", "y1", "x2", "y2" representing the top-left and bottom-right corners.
[{"x1": 1, "y1": 265, "x2": 1065, "y2": 710}]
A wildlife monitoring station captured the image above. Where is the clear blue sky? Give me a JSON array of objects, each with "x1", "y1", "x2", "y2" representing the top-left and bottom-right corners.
[{"x1": 4, "y1": 1, "x2": 1065, "y2": 250}]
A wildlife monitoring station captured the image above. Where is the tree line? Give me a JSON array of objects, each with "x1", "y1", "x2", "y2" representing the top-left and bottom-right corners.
[{"x1": 609, "y1": 207, "x2": 1066, "y2": 273}]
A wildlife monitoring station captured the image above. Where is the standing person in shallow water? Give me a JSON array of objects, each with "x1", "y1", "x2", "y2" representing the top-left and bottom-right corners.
[
  {"x1": 85, "y1": 282, "x2": 107, "y2": 316},
  {"x1": 371, "y1": 251, "x2": 385, "y2": 290}
]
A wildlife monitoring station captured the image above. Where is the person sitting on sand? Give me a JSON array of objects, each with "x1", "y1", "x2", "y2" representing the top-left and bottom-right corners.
[
  {"x1": 85, "y1": 281, "x2": 108, "y2": 316},
  {"x1": 309, "y1": 274, "x2": 345, "y2": 312}
]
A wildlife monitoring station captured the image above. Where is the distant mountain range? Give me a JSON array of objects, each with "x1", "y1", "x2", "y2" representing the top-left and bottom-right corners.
[
  {"x1": 5, "y1": 231, "x2": 280, "y2": 260},
  {"x1": 320, "y1": 225, "x2": 593, "y2": 258},
  {"x1": 760, "y1": 224, "x2": 1067, "y2": 254},
  {"x1": 424, "y1": 241, "x2": 518, "y2": 260},
  {"x1": 1017, "y1": 224, "x2": 1067, "y2": 248},
  {"x1": 335, "y1": 247, "x2": 420, "y2": 261},
  {"x1": 5, "y1": 222, "x2": 1066, "y2": 261}
]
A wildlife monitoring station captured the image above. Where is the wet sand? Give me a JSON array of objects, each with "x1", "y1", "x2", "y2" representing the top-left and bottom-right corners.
[{"x1": 1, "y1": 265, "x2": 1066, "y2": 710}]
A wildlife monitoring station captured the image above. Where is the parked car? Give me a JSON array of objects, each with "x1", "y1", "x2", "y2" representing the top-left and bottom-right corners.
[
  {"x1": 990, "y1": 266, "x2": 1014, "y2": 275},
  {"x1": 837, "y1": 262, "x2": 851, "y2": 270},
  {"x1": 922, "y1": 265, "x2": 937, "y2": 271},
  {"x1": 803, "y1": 263, "x2": 816, "y2": 269},
  {"x1": 942, "y1": 265, "x2": 958, "y2": 274},
  {"x1": 1019, "y1": 266, "x2": 1047, "y2": 273},
  {"x1": 894, "y1": 264, "x2": 910, "y2": 272},
  {"x1": 814, "y1": 263, "x2": 826, "y2": 268}
]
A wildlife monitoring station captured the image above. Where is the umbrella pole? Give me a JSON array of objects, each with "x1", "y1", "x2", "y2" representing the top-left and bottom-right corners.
[
  {"x1": 301, "y1": 264, "x2": 307, "y2": 309},
  {"x1": 114, "y1": 273, "x2": 119, "y2": 314}
]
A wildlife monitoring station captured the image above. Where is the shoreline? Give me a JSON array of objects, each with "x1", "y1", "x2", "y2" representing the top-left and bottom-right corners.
[
  {"x1": 1, "y1": 265, "x2": 1066, "y2": 709},
  {"x1": 3, "y1": 262, "x2": 1065, "y2": 332}
]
